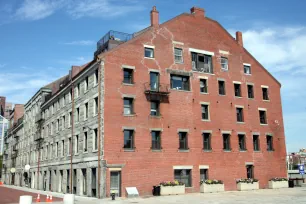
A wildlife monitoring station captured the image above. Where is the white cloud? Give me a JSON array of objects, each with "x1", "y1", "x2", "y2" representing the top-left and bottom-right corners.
[
  {"x1": 61, "y1": 40, "x2": 95, "y2": 46},
  {"x1": 15, "y1": 0, "x2": 64, "y2": 21},
  {"x1": 67, "y1": 0, "x2": 144, "y2": 19}
]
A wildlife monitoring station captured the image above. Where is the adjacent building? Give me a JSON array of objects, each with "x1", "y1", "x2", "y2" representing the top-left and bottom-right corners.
[{"x1": 2, "y1": 6, "x2": 287, "y2": 198}]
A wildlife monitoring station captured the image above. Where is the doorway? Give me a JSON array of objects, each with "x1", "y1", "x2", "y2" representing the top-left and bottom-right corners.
[{"x1": 110, "y1": 171, "x2": 121, "y2": 197}]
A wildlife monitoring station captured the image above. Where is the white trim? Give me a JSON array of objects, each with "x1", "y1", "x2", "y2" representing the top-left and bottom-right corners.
[
  {"x1": 233, "y1": 81, "x2": 242, "y2": 84},
  {"x1": 198, "y1": 76, "x2": 208, "y2": 79},
  {"x1": 173, "y1": 165, "x2": 193, "y2": 170},
  {"x1": 189, "y1": 48, "x2": 214, "y2": 56},
  {"x1": 243, "y1": 63, "x2": 251, "y2": 66},
  {"x1": 150, "y1": 128, "x2": 163, "y2": 132},
  {"x1": 246, "y1": 82, "x2": 254, "y2": 85},
  {"x1": 221, "y1": 130, "x2": 231, "y2": 134},
  {"x1": 245, "y1": 162, "x2": 254, "y2": 165},
  {"x1": 237, "y1": 132, "x2": 246, "y2": 135},
  {"x1": 122, "y1": 94, "x2": 136, "y2": 99},
  {"x1": 122, "y1": 65, "x2": 135, "y2": 70},
  {"x1": 177, "y1": 129, "x2": 189, "y2": 133},
  {"x1": 217, "y1": 78, "x2": 225, "y2": 81},
  {"x1": 202, "y1": 130, "x2": 212, "y2": 133},
  {"x1": 109, "y1": 168, "x2": 122, "y2": 171},
  {"x1": 258, "y1": 108, "x2": 267, "y2": 111},
  {"x1": 266, "y1": 132, "x2": 273, "y2": 136},
  {"x1": 235, "y1": 105, "x2": 244, "y2": 108},
  {"x1": 199, "y1": 165, "x2": 209, "y2": 169},
  {"x1": 144, "y1": 44, "x2": 155, "y2": 49},
  {"x1": 219, "y1": 50, "x2": 229, "y2": 55},
  {"x1": 122, "y1": 126, "x2": 136, "y2": 130},
  {"x1": 200, "y1": 101, "x2": 210, "y2": 105},
  {"x1": 149, "y1": 69, "x2": 160, "y2": 73},
  {"x1": 261, "y1": 85, "x2": 269, "y2": 88},
  {"x1": 172, "y1": 41, "x2": 184, "y2": 45},
  {"x1": 252, "y1": 132, "x2": 260, "y2": 136}
]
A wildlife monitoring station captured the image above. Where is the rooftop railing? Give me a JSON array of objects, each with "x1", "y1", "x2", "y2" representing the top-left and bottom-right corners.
[{"x1": 97, "y1": 30, "x2": 134, "y2": 50}]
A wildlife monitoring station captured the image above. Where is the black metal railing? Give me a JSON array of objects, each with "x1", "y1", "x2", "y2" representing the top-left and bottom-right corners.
[
  {"x1": 97, "y1": 30, "x2": 134, "y2": 50},
  {"x1": 144, "y1": 83, "x2": 170, "y2": 94}
]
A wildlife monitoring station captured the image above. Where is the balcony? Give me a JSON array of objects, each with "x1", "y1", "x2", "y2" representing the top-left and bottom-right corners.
[
  {"x1": 35, "y1": 112, "x2": 43, "y2": 123},
  {"x1": 12, "y1": 145, "x2": 17, "y2": 152},
  {"x1": 94, "y1": 30, "x2": 134, "y2": 56},
  {"x1": 144, "y1": 83, "x2": 170, "y2": 102}
]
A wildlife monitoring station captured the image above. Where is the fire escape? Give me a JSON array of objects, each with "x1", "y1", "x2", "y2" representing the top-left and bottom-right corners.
[{"x1": 144, "y1": 82, "x2": 170, "y2": 103}]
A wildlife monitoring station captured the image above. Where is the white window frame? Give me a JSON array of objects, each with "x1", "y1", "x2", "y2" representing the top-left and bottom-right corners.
[
  {"x1": 174, "y1": 47, "x2": 183, "y2": 63},
  {"x1": 221, "y1": 57, "x2": 228, "y2": 71}
]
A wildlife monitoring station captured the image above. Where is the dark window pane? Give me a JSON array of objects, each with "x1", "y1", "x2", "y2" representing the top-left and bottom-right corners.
[
  {"x1": 244, "y1": 65, "x2": 251, "y2": 74},
  {"x1": 218, "y1": 81, "x2": 226, "y2": 95},
  {"x1": 234, "y1": 84, "x2": 241, "y2": 97},
  {"x1": 174, "y1": 169, "x2": 191, "y2": 187},
  {"x1": 200, "y1": 79, "x2": 208, "y2": 93},
  {"x1": 238, "y1": 134, "x2": 246, "y2": 150},
  {"x1": 267, "y1": 136, "x2": 273, "y2": 151},
  {"x1": 151, "y1": 131, "x2": 161, "y2": 150},
  {"x1": 223, "y1": 134, "x2": 231, "y2": 150},
  {"x1": 253, "y1": 135, "x2": 260, "y2": 151},
  {"x1": 124, "y1": 130, "x2": 134, "y2": 149},
  {"x1": 200, "y1": 169, "x2": 208, "y2": 181},
  {"x1": 236, "y1": 108, "x2": 244, "y2": 122},
  {"x1": 179, "y1": 132, "x2": 188, "y2": 150},
  {"x1": 150, "y1": 72, "x2": 159, "y2": 91},
  {"x1": 150, "y1": 101, "x2": 160, "y2": 116},
  {"x1": 248, "y1": 85, "x2": 254, "y2": 99},
  {"x1": 203, "y1": 133, "x2": 211, "y2": 150},
  {"x1": 201, "y1": 105, "x2": 209, "y2": 120},
  {"x1": 145, "y1": 48, "x2": 154, "y2": 58},
  {"x1": 259, "y1": 111, "x2": 267, "y2": 124},
  {"x1": 171, "y1": 75, "x2": 190, "y2": 91},
  {"x1": 123, "y1": 69, "x2": 133, "y2": 84},
  {"x1": 191, "y1": 52, "x2": 213, "y2": 73},
  {"x1": 262, "y1": 88, "x2": 269, "y2": 100},
  {"x1": 246, "y1": 165, "x2": 254, "y2": 179}
]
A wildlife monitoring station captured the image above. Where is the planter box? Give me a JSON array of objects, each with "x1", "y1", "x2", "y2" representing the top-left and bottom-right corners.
[
  {"x1": 200, "y1": 183, "x2": 224, "y2": 193},
  {"x1": 160, "y1": 185, "x2": 185, "y2": 195},
  {"x1": 268, "y1": 181, "x2": 288, "y2": 189},
  {"x1": 237, "y1": 182, "x2": 259, "y2": 191}
]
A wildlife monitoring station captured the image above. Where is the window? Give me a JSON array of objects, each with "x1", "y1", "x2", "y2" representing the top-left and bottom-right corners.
[
  {"x1": 234, "y1": 83, "x2": 242, "y2": 97},
  {"x1": 170, "y1": 74, "x2": 190, "y2": 91},
  {"x1": 174, "y1": 48, "x2": 183, "y2": 63},
  {"x1": 62, "y1": 116, "x2": 65, "y2": 129},
  {"x1": 51, "y1": 122, "x2": 54, "y2": 135},
  {"x1": 203, "y1": 133, "x2": 211, "y2": 150},
  {"x1": 221, "y1": 57, "x2": 228, "y2": 70},
  {"x1": 76, "y1": 84, "x2": 80, "y2": 98},
  {"x1": 68, "y1": 112, "x2": 72, "y2": 127},
  {"x1": 253, "y1": 135, "x2": 260, "y2": 151},
  {"x1": 238, "y1": 134, "x2": 246, "y2": 151},
  {"x1": 84, "y1": 132, "x2": 88, "y2": 152},
  {"x1": 200, "y1": 169, "x2": 208, "y2": 181},
  {"x1": 61, "y1": 140, "x2": 64, "y2": 157},
  {"x1": 123, "y1": 68, "x2": 133, "y2": 84},
  {"x1": 247, "y1": 85, "x2": 254, "y2": 99},
  {"x1": 266, "y1": 135, "x2": 273, "y2": 151},
  {"x1": 223, "y1": 134, "x2": 231, "y2": 151},
  {"x1": 259, "y1": 110, "x2": 267, "y2": 124},
  {"x1": 236, "y1": 107, "x2": 244, "y2": 122},
  {"x1": 94, "y1": 69, "x2": 99, "y2": 85},
  {"x1": 69, "y1": 89, "x2": 72, "y2": 102},
  {"x1": 68, "y1": 138, "x2": 71, "y2": 156},
  {"x1": 76, "y1": 108, "x2": 80, "y2": 122},
  {"x1": 56, "y1": 142, "x2": 58, "y2": 158},
  {"x1": 94, "y1": 97, "x2": 98, "y2": 115},
  {"x1": 201, "y1": 104, "x2": 209, "y2": 120},
  {"x1": 262, "y1": 87, "x2": 269, "y2": 100},
  {"x1": 150, "y1": 101, "x2": 160, "y2": 116},
  {"x1": 246, "y1": 165, "x2": 254, "y2": 179},
  {"x1": 200, "y1": 79, "x2": 208, "y2": 93},
  {"x1": 244, "y1": 65, "x2": 251, "y2": 74},
  {"x1": 174, "y1": 169, "x2": 191, "y2": 187},
  {"x1": 93, "y1": 128, "x2": 98, "y2": 151},
  {"x1": 123, "y1": 130, "x2": 134, "y2": 149},
  {"x1": 84, "y1": 76, "x2": 89, "y2": 92},
  {"x1": 84, "y1": 103, "x2": 88, "y2": 120},
  {"x1": 218, "y1": 80, "x2": 226, "y2": 95},
  {"x1": 144, "y1": 47, "x2": 154, "y2": 58},
  {"x1": 191, "y1": 52, "x2": 213, "y2": 73},
  {"x1": 178, "y1": 132, "x2": 188, "y2": 150},
  {"x1": 123, "y1": 98, "x2": 133, "y2": 115},
  {"x1": 75, "y1": 135, "x2": 79, "y2": 154},
  {"x1": 151, "y1": 131, "x2": 161, "y2": 150},
  {"x1": 150, "y1": 72, "x2": 159, "y2": 91}
]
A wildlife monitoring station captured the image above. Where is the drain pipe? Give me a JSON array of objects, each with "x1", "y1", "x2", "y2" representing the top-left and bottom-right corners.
[{"x1": 97, "y1": 59, "x2": 102, "y2": 199}]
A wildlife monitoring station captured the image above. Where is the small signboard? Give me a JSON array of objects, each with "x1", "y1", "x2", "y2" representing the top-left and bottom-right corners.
[
  {"x1": 298, "y1": 164, "x2": 305, "y2": 175},
  {"x1": 126, "y1": 187, "x2": 139, "y2": 198}
]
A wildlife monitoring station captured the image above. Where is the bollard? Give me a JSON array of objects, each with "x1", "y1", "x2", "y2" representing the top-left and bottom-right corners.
[
  {"x1": 19, "y1": 196, "x2": 32, "y2": 204},
  {"x1": 111, "y1": 193, "x2": 116, "y2": 200},
  {"x1": 63, "y1": 194, "x2": 75, "y2": 204}
]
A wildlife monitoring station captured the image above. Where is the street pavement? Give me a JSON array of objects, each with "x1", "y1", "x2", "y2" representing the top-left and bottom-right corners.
[{"x1": 1, "y1": 185, "x2": 306, "y2": 204}]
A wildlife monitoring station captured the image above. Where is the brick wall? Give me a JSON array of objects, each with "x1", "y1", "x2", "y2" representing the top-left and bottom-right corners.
[{"x1": 102, "y1": 7, "x2": 287, "y2": 196}]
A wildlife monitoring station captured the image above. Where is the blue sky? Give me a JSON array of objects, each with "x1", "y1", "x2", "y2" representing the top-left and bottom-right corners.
[{"x1": 0, "y1": 0, "x2": 305, "y2": 152}]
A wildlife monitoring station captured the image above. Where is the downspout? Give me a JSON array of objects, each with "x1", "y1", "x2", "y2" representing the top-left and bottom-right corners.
[
  {"x1": 97, "y1": 60, "x2": 102, "y2": 199},
  {"x1": 70, "y1": 84, "x2": 74, "y2": 194}
]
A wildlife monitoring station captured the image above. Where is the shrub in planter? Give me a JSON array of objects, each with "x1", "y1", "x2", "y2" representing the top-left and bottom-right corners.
[
  {"x1": 160, "y1": 180, "x2": 185, "y2": 195},
  {"x1": 269, "y1": 177, "x2": 288, "y2": 189},
  {"x1": 236, "y1": 178, "x2": 259, "y2": 191},
  {"x1": 200, "y1": 179, "x2": 224, "y2": 193}
]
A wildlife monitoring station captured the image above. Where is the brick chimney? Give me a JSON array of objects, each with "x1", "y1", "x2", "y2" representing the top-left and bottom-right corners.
[
  {"x1": 236, "y1": 31, "x2": 243, "y2": 46},
  {"x1": 190, "y1": 7, "x2": 205, "y2": 17},
  {"x1": 150, "y1": 6, "x2": 159, "y2": 27}
]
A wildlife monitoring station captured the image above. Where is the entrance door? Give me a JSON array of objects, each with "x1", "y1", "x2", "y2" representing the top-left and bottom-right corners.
[{"x1": 110, "y1": 171, "x2": 121, "y2": 197}]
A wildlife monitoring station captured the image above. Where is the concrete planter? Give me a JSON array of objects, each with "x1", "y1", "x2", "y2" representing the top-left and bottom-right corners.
[
  {"x1": 160, "y1": 185, "x2": 185, "y2": 195},
  {"x1": 200, "y1": 183, "x2": 224, "y2": 193},
  {"x1": 237, "y1": 182, "x2": 259, "y2": 191},
  {"x1": 268, "y1": 181, "x2": 288, "y2": 189}
]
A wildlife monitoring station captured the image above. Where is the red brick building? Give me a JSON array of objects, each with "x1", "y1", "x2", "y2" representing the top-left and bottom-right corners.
[{"x1": 101, "y1": 6, "x2": 287, "y2": 196}]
